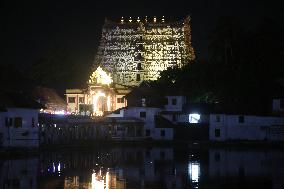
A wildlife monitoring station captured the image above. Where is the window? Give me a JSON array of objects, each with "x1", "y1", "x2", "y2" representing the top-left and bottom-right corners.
[
  {"x1": 136, "y1": 74, "x2": 141, "y2": 81},
  {"x1": 238, "y1": 115, "x2": 244, "y2": 123},
  {"x1": 138, "y1": 44, "x2": 143, "y2": 50},
  {"x1": 32, "y1": 118, "x2": 35, "y2": 127},
  {"x1": 146, "y1": 129, "x2": 150, "y2": 136},
  {"x1": 14, "y1": 117, "x2": 22, "y2": 128},
  {"x1": 79, "y1": 97, "x2": 85, "y2": 103},
  {"x1": 172, "y1": 98, "x2": 177, "y2": 105},
  {"x1": 117, "y1": 98, "x2": 124, "y2": 103},
  {"x1": 140, "y1": 111, "x2": 146, "y2": 118},
  {"x1": 214, "y1": 153, "x2": 220, "y2": 162},
  {"x1": 216, "y1": 115, "x2": 220, "y2": 122},
  {"x1": 173, "y1": 114, "x2": 177, "y2": 121},
  {"x1": 68, "y1": 97, "x2": 76, "y2": 103},
  {"x1": 161, "y1": 130, "x2": 165, "y2": 137},
  {"x1": 137, "y1": 63, "x2": 142, "y2": 70},
  {"x1": 280, "y1": 99, "x2": 284, "y2": 109},
  {"x1": 5, "y1": 117, "x2": 12, "y2": 127},
  {"x1": 141, "y1": 98, "x2": 146, "y2": 107},
  {"x1": 160, "y1": 151, "x2": 165, "y2": 159},
  {"x1": 215, "y1": 129, "x2": 220, "y2": 137}
]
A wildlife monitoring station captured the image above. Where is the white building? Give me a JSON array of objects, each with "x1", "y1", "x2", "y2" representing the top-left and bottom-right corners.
[
  {"x1": 272, "y1": 98, "x2": 284, "y2": 113},
  {"x1": 209, "y1": 114, "x2": 284, "y2": 141},
  {"x1": 107, "y1": 107, "x2": 173, "y2": 140},
  {"x1": 0, "y1": 108, "x2": 39, "y2": 147}
]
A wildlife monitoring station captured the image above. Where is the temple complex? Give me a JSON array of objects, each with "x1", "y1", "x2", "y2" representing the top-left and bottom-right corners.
[{"x1": 66, "y1": 16, "x2": 195, "y2": 115}]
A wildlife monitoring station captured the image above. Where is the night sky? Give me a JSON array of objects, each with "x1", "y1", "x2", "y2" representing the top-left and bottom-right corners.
[{"x1": 2, "y1": 0, "x2": 283, "y2": 67}]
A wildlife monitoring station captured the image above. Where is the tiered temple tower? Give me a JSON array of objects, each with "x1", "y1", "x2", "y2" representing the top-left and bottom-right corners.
[{"x1": 94, "y1": 16, "x2": 195, "y2": 86}]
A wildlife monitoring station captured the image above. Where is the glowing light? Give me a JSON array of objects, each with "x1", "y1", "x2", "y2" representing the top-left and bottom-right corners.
[
  {"x1": 153, "y1": 16, "x2": 157, "y2": 23},
  {"x1": 89, "y1": 66, "x2": 113, "y2": 85},
  {"x1": 52, "y1": 162, "x2": 55, "y2": 173},
  {"x1": 107, "y1": 96, "x2": 111, "y2": 111},
  {"x1": 129, "y1": 17, "x2": 132, "y2": 22},
  {"x1": 58, "y1": 163, "x2": 61, "y2": 172},
  {"x1": 91, "y1": 171, "x2": 110, "y2": 189},
  {"x1": 93, "y1": 91, "x2": 106, "y2": 116},
  {"x1": 121, "y1": 16, "x2": 124, "y2": 23},
  {"x1": 92, "y1": 173, "x2": 104, "y2": 189},
  {"x1": 162, "y1": 16, "x2": 165, "y2": 23},
  {"x1": 188, "y1": 162, "x2": 200, "y2": 183},
  {"x1": 54, "y1": 110, "x2": 65, "y2": 115},
  {"x1": 189, "y1": 114, "x2": 200, "y2": 123},
  {"x1": 137, "y1": 17, "x2": 140, "y2": 22}
]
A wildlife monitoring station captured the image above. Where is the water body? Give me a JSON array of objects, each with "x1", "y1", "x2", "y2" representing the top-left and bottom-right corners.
[{"x1": 1, "y1": 146, "x2": 284, "y2": 189}]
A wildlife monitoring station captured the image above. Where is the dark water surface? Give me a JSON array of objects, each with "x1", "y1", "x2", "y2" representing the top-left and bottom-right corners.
[{"x1": 1, "y1": 146, "x2": 284, "y2": 189}]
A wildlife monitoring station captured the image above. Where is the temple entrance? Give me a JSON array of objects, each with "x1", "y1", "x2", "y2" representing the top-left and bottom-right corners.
[{"x1": 92, "y1": 91, "x2": 111, "y2": 116}]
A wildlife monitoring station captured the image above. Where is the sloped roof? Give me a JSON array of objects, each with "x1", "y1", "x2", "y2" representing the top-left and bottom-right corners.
[{"x1": 32, "y1": 87, "x2": 66, "y2": 110}]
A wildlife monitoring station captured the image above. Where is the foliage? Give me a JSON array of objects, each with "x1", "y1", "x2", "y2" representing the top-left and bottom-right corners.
[{"x1": 157, "y1": 17, "x2": 284, "y2": 111}]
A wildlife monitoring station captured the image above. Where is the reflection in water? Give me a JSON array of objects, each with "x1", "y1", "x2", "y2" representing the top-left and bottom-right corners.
[
  {"x1": 91, "y1": 170, "x2": 110, "y2": 189},
  {"x1": 188, "y1": 162, "x2": 200, "y2": 187},
  {"x1": 1, "y1": 147, "x2": 284, "y2": 189}
]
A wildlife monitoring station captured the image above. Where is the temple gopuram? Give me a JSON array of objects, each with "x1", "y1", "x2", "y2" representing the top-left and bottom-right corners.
[{"x1": 95, "y1": 16, "x2": 195, "y2": 86}]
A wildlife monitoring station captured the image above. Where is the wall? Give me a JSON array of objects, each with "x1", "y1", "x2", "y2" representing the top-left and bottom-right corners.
[
  {"x1": 209, "y1": 114, "x2": 284, "y2": 141},
  {"x1": 164, "y1": 96, "x2": 185, "y2": 112},
  {"x1": 115, "y1": 94, "x2": 127, "y2": 110},
  {"x1": 0, "y1": 108, "x2": 39, "y2": 147},
  {"x1": 124, "y1": 107, "x2": 173, "y2": 140},
  {"x1": 66, "y1": 93, "x2": 85, "y2": 114},
  {"x1": 272, "y1": 99, "x2": 284, "y2": 112}
]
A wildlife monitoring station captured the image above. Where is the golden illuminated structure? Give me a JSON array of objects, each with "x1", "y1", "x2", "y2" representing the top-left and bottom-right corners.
[
  {"x1": 66, "y1": 66, "x2": 129, "y2": 116},
  {"x1": 94, "y1": 16, "x2": 195, "y2": 86},
  {"x1": 88, "y1": 66, "x2": 113, "y2": 86}
]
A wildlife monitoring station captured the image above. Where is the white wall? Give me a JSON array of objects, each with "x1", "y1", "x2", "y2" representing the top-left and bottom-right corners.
[
  {"x1": 66, "y1": 94, "x2": 85, "y2": 113},
  {"x1": 106, "y1": 109, "x2": 124, "y2": 118},
  {"x1": 124, "y1": 107, "x2": 173, "y2": 140},
  {"x1": 115, "y1": 94, "x2": 127, "y2": 110},
  {"x1": 0, "y1": 108, "x2": 39, "y2": 147},
  {"x1": 164, "y1": 96, "x2": 185, "y2": 112},
  {"x1": 209, "y1": 114, "x2": 284, "y2": 141},
  {"x1": 272, "y1": 99, "x2": 284, "y2": 112}
]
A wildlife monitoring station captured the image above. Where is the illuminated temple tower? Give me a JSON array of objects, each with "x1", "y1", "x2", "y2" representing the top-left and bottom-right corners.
[{"x1": 94, "y1": 16, "x2": 195, "y2": 86}]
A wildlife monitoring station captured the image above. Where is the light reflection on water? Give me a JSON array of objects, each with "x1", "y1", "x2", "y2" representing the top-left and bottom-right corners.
[{"x1": 1, "y1": 147, "x2": 284, "y2": 189}]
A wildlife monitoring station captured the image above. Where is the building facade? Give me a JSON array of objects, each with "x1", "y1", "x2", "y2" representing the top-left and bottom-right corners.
[
  {"x1": 94, "y1": 16, "x2": 195, "y2": 86},
  {"x1": 66, "y1": 66, "x2": 130, "y2": 115},
  {"x1": 0, "y1": 108, "x2": 39, "y2": 147},
  {"x1": 209, "y1": 114, "x2": 284, "y2": 141}
]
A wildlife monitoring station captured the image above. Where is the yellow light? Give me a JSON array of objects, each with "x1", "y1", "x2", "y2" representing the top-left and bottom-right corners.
[
  {"x1": 107, "y1": 96, "x2": 111, "y2": 111},
  {"x1": 153, "y1": 16, "x2": 157, "y2": 23},
  {"x1": 137, "y1": 17, "x2": 140, "y2": 22},
  {"x1": 93, "y1": 91, "x2": 106, "y2": 116},
  {"x1": 92, "y1": 173, "x2": 104, "y2": 189},
  {"x1": 89, "y1": 66, "x2": 113, "y2": 85},
  {"x1": 121, "y1": 16, "x2": 124, "y2": 23},
  {"x1": 91, "y1": 171, "x2": 110, "y2": 189},
  {"x1": 129, "y1": 17, "x2": 132, "y2": 22}
]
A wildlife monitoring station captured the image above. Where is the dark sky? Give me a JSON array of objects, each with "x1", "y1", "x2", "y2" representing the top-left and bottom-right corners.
[{"x1": 2, "y1": 0, "x2": 283, "y2": 67}]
